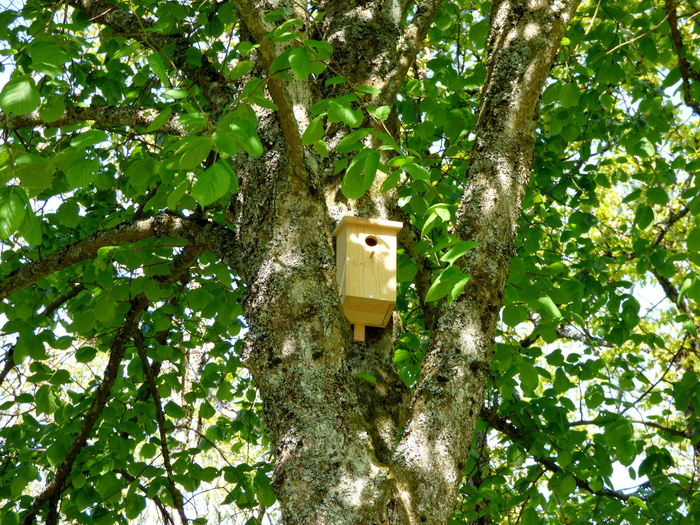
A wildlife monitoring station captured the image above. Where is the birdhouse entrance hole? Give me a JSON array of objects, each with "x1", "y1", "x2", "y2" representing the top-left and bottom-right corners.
[{"x1": 334, "y1": 216, "x2": 403, "y2": 342}]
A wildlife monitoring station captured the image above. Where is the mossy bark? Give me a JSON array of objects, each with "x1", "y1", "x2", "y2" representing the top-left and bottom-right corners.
[{"x1": 226, "y1": 0, "x2": 581, "y2": 523}]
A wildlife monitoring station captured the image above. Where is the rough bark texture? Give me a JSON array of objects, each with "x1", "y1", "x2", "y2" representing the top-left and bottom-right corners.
[
  {"x1": 1, "y1": 106, "x2": 186, "y2": 134},
  {"x1": 0, "y1": 213, "x2": 240, "y2": 301},
  {"x1": 223, "y1": 0, "x2": 581, "y2": 523},
  {"x1": 389, "y1": 2, "x2": 581, "y2": 522}
]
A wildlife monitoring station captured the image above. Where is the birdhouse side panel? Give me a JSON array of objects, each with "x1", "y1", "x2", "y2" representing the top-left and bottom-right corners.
[{"x1": 335, "y1": 227, "x2": 349, "y2": 299}]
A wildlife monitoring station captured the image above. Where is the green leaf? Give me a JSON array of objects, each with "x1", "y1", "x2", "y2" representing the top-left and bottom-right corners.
[
  {"x1": 687, "y1": 227, "x2": 700, "y2": 252},
  {"x1": 69, "y1": 471, "x2": 87, "y2": 491},
  {"x1": 163, "y1": 88, "x2": 188, "y2": 99},
  {"x1": 634, "y1": 204, "x2": 654, "y2": 230},
  {"x1": 199, "y1": 401, "x2": 216, "y2": 419},
  {"x1": 325, "y1": 76, "x2": 347, "y2": 85},
  {"x1": 425, "y1": 266, "x2": 469, "y2": 302},
  {"x1": 376, "y1": 132, "x2": 402, "y2": 154},
  {"x1": 355, "y1": 85, "x2": 381, "y2": 95},
  {"x1": 147, "y1": 52, "x2": 169, "y2": 85},
  {"x1": 192, "y1": 160, "x2": 235, "y2": 206},
  {"x1": 164, "y1": 401, "x2": 187, "y2": 419},
  {"x1": 519, "y1": 360, "x2": 539, "y2": 393},
  {"x1": 302, "y1": 115, "x2": 325, "y2": 145},
  {"x1": 679, "y1": 275, "x2": 694, "y2": 304},
  {"x1": 421, "y1": 204, "x2": 452, "y2": 237},
  {"x1": 264, "y1": 10, "x2": 285, "y2": 22},
  {"x1": 683, "y1": 319, "x2": 697, "y2": 335},
  {"x1": 440, "y1": 241, "x2": 479, "y2": 264},
  {"x1": 553, "y1": 367, "x2": 573, "y2": 393},
  {"x1": 0, "y1": 75, "x2": 40, "y2": 115},
  {"x1": 3, "y1": 511, "x2": 18, "y2": 525},
  {"x1": 38, "y1": 94, "x2": 65, "y2": 123},
  {"x1": 335, "y1": 128, "x2": 372, "y2": 153},
  {"x1": 36, "y1": 385, "x2": 61, "y2": 415},
  {"x1": 352, "y1": 372, "x2": 377, "y2": 384},
  {"x1": 19, "y1": 206, "x2": 41, "y2": 246},
  {"x1": 536, "y1": 296, "x2": 562, "y2": 319},
  {"x1": 340, "y1": 148, "x2": 379, "y2": 199},
  {"x1": 541, "y1": 82, "x2": 561, "y2": 105},
  {"x1": 253, "y1": 472, "x2": 276, "y2": 507},
  {"x1": 223, "y1": 120, "x2": 263, "y2": 156},
  {"x1": 15, "y1": 153, "x2": 54, "y2": 191},
  {"x1": 65, "y1": 157, "x2": 99, "y2": 189},
  {"x1": 313, "y1": 140, "x2": 329, "y2": 157},
  {"x1": 559, "y1": 83, "x2": 581, "y2": 108},
  {"x1": 305, "y1": 39, "x2": 333, "y2": 59},
  {"x1": 250, "y1": 96, "x2": 279, "y2": 111},
  {"x1": 75, "y1": 346, "x2": 98, "y2": 363},
  {"x1": 272, "y1": 18, "x2": 304, "y2": 42},
  {"x1": 145, "y1": 106, "x2": 174, "y2": 132},
  {"x1": 635, "y1": 137, "x2": 656, "y2": 158},
  {"x1": 646, "y1": 187, "x2": 669, "y2": 206},
  {"x1": 269, "y1": 48, "x2": 292, "y2": 75},
  {"x1": 47, "y1": 442, "x2": 68, "y2": 466},
  {"x1": 502, "y1": 305, "x2": 528, "y2": 327},
  {"x1": 368, "y1": 105, "x2": 391, "y2": 121},
  {"x1": 397, "y1": 256, "x2": 417, "y2": 282},
  {"x1": 30, "y1": 42, "x2": 67, "y2": 78},
  {"x1": 0, "y1": 186, "x2": 27, "y2": 239},
  {"x1": 213, "y1": 130, "x2": 243, "y2": 156},
  {"x1": 15, "y1": 332, "x2": 48, "y2": 362},
  {"x1": 167, "y1": 180, "x2": 190, "y2": 211},
  {"x1": 124, "y1": 494, "x2": 147, "y2": 520},
  {"x1": 289, "y1": 47, "x2": 312, "y2": 80},
  {"x1": 70, "y1": 129, "x2": 108, "y2": 149},
  {"x1": 173, "y1": 136, "x2": 213, "y2": 170},
  {"x1": 328, "y1": 99, "x2": 363, "y2": 128},
  {"x1": 402, "y1": 163, "x2": 430, "y2": 180},
  {"x1": 230, "y1": 60, "x2": 254, "y2": 80},
  {"x1": 521, "y1": 507, "x2": 539, "y2": 525},
  {"x1": 140, "y1": 442, "x2": 157, "y2": 459}
]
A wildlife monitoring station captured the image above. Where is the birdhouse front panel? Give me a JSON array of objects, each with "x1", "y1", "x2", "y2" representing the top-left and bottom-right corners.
[{"x1": 334, "y1": 217, "x2": 403, "y2": 337}]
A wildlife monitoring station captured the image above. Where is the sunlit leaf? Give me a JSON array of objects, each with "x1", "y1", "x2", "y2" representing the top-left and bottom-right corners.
[{"x1": 0, "y1": 75, "x2": 40, "y2": 115}]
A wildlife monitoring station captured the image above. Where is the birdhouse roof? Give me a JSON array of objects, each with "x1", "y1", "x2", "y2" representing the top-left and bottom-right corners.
[{"x1": 333, "y1": 216, "x2": 404, "y2": 237}]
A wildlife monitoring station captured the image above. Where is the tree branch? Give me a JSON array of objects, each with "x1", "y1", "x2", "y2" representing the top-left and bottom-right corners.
[
  {"x1": 653, "y1": 204, "x2": 689, "y2": 245},
  {"x1": 571, "y1": 418, "x2": 691, "y2": 439},
  {"x1": 665, "y1": 0, "x2": 700, "y2": 115},
  {"x1": 480, "y1": 407, "x2": 635, "y2": 502},
  {"x1": 64, "y1": 0, "x2": 235, "y2": 110},
  {"x1": 376, "y1": 0, "x2": 442, "y2": 107},
  {"x1": 1, "y1": 105, "x2": 186, "y2": 134},
  {"x1": 518, "y1": 320, "x2": 615, "y2": 349},
  {"x1": 0, "y1": 284, "x2": 86, "y2": 389},
  {"x1": 135, "y1": 331, "x2": 188, "y2": 524},
  {"x1": 20, "y1": 242, "x2": 205, "y2": 523},
  {"x1": 117, "y1": 470, "x2": 176, "y2": 525},
  {"x1": 21, "y1": 293, "x2": 150, "y2": 525},
  {"x1": 230, "y1": 0, "x2": 307, "y2": 179},
  {"x1": 390, "y1": 1, "x2": 582, "y2": 522},
  {"x1": 0, "y1": 213, "x2": 242, "y2": 301}
]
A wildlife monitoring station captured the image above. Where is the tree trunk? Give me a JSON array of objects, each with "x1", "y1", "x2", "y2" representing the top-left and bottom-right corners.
[{"x1": 227, "y1": 0, "x2": 581, "y2": 523}]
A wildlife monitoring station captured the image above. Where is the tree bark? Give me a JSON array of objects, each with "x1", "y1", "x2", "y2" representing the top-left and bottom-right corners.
[{"x1": 225, "y1": 0, "x2": 581, "y2": 523}]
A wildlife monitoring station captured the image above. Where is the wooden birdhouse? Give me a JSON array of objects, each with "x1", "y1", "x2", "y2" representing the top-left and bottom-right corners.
[{"x1": 334, "y1": 216, "x2": 403, "y2": 342}]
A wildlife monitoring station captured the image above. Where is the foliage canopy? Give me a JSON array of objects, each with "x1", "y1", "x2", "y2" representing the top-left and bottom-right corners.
[{"x1": 0, "y1": 0, "x2": 699, "y2": 523}]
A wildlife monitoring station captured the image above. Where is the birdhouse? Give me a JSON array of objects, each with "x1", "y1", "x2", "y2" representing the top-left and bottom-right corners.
[{"x1": 334, "y1": 216, "x2": 403, "y2": 342}]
